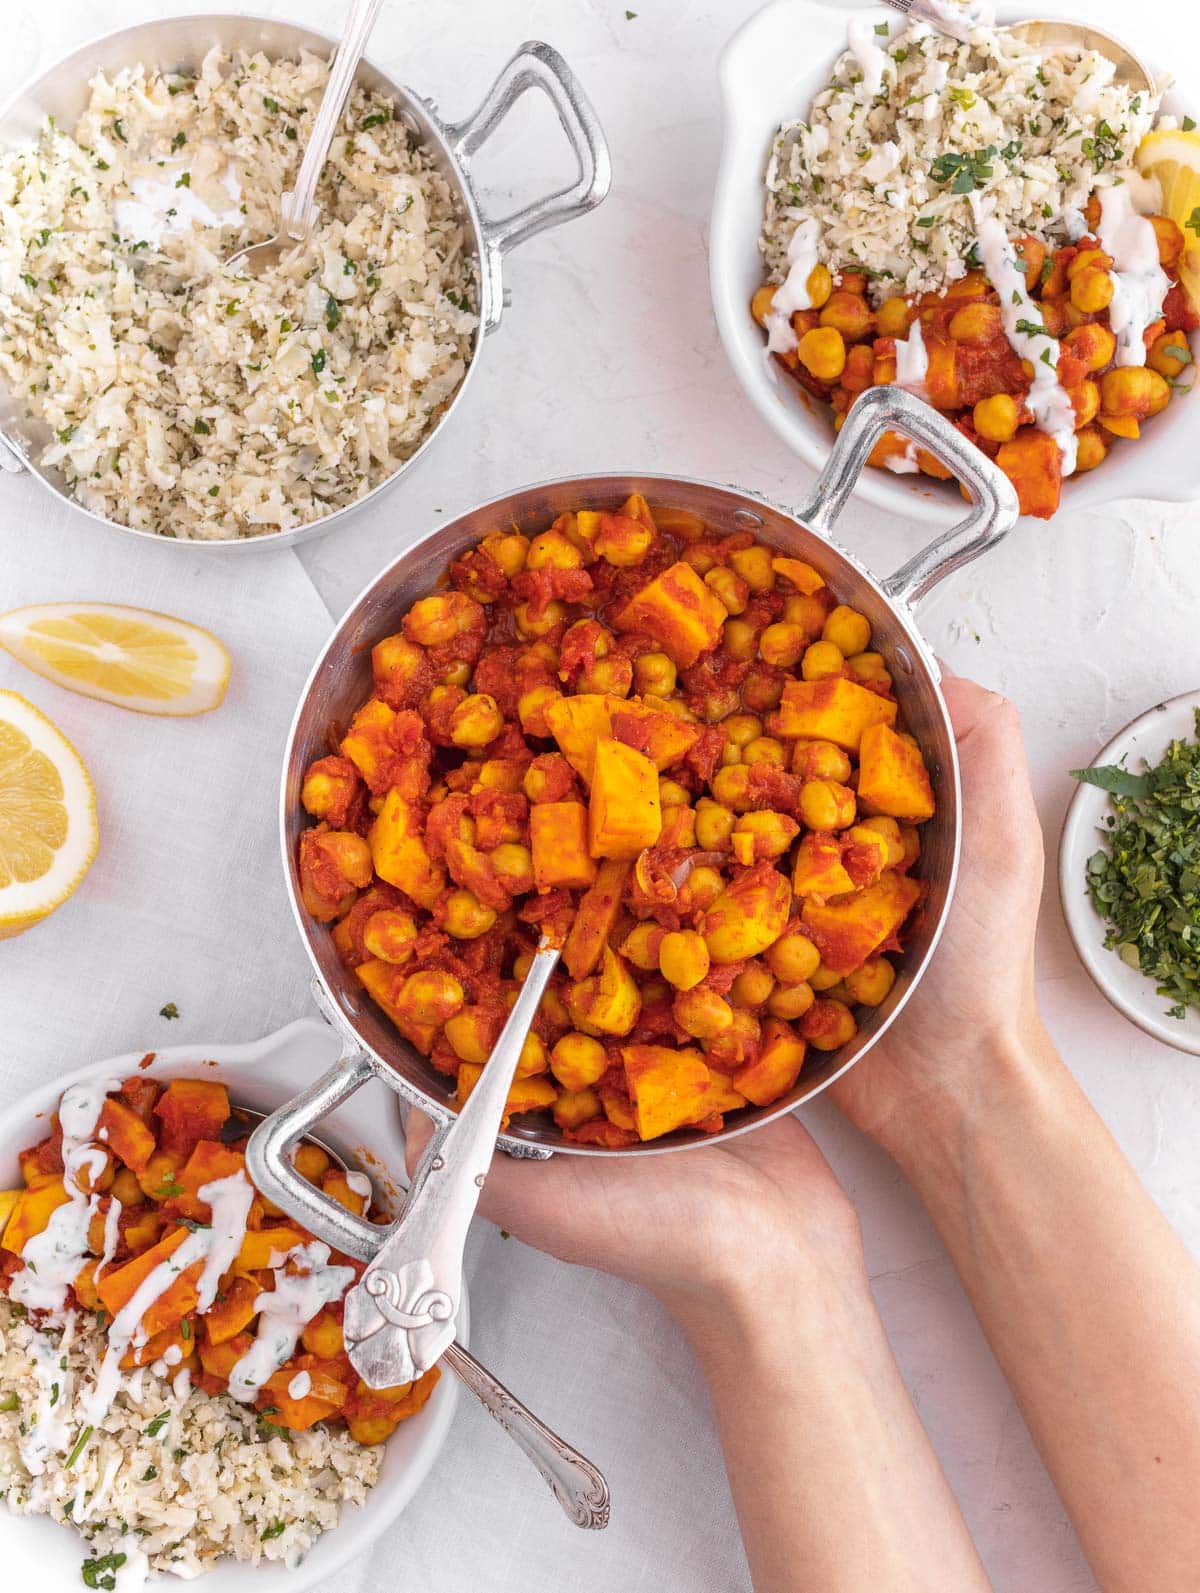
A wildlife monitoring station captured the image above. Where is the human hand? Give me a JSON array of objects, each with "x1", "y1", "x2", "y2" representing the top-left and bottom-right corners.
[
  {"x1": 828, "y1": 672, "x2": 1046, "y2": 1157},
  {"x1": 404, "y1": 1107, "x2": 864, "y2": 1328}
]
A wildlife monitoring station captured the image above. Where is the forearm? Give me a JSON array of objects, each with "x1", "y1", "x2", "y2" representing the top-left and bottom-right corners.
[
  {"x1": 886, "y1": 1026, "x2": 1200, "y2": 1592},
  {"x1": 666, "y1": 1254, "x2": 989, "y2": 1593}
]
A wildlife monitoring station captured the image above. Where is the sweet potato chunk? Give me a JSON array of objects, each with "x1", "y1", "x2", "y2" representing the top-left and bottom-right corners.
[
  {"x1": 614, "y1": 561, "x2": 728, "y2": 667},
  {"x1": 771, "y1": 556, "x2": 825, "y2": 595},
  {"x1": 622, "y1": 1044, "x2": 712, "y2": 1140},
  {"x1": 562, "y1": 859, "x2": 632, "y2": 981},
  {"x1": 542, "y1": 695, "x2": 612, "y2": 782},
  {"x1": 203, "y1": 1274, "x2": 261, "y2": 1344},
  {"x1": 97, "y1": 1226, "x2": 201, "y2": 1337},
  {"x1": 369, "y1": 790, "x2": 445, "y2": 908},
  {"x1": 179, "y1": 1140, "x2": 245, "y2": 1196},
  {"x1": 2, "y1": 1178, "x2": 69, "y2": 1255},
  {"x1": 702, "y1": 863, "x2": 792, "y2": 964},
  {"x1": 154, "y1": 1080, "x2": 230, "y2": 1159},
  {"x1": 769, "y1": 677, "x2": 897, "y2": 752},
  {"x1": 801, "y1": 871, "x2": 922, "y2": 976},
  {"x1": 235, "y1": 1227, "x2": 306, "y2": 1273},
  {"x1": 996, "y1": 427, "x2": 1063, "y2": 520},
  {"x1": 733, "y1": 1022, "x2": 807, "y2": 1106},
  {"x1": 97, "y1": 1097, "x2": 157, "y2": 1174},
  {"x1": 530, "y1": 802, "x2": 596, "y2": 891},
  {"x1": 588, "y1": 740, "x2": 661, "y2": 860},
  {"x1": 608, "y1": 698, "x2": 700, "y2": 771},
  {"x1": 791, "y1": 833, "x2": 855, "y2": 899},
  {"x1": 566, "y1": 946, "x2": 642, "y2": 1037},
  {"x1": 857, "y1": 723, "x2": 935, "y2": 822}
]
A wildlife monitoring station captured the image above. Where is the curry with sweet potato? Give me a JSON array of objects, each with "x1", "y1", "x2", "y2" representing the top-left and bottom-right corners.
[{"x1": 297, "y1": 496, "x2": 937, "y2": 1146}]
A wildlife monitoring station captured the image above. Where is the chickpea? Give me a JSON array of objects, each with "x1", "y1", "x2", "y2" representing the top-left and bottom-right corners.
[
  {"x1": 1148, "y1": 331, "x2": 1193, "y2": 380},
  {"x1": 751, "y1": 283, "x2": 777, "y2": 326},
  {"x1": 798, "y1": 778, "x2": 857, "y2": 831},
  {"x1": 480, "y1": 531, "x2": 529, "y2": 576},
  {"x1": 731, "y1": 961, "x2": 776, "y2": 1008},
  {"x1": 798, "y1": 326, "x2": 847, "y2": 381},
  {"x1": 759, "y1": 622, "x2": 806, "y2": 669},
  {"x1": 399, "y1": 970, "x2": 464, "y2": 1026},
  {"x1": 580, "y1": 654, "x2": 633, "y2": 698},
  {"x1": 680, "y1": 864, "x2": 725, "y2": 912},
  {"x1": 767, "y1": 981, "x2": 816, "y2": 1021},
  {"x1": 674, "y1": 987, "x2": 734, "y2": 1040},
  {"x1": 404, "y1": 591, "x2": 483, "y2": 648},
  {"x1": 1148, "y1": 214, "x2": 1184, "y2": 270},
  {"x1": 743, "y1": 669, "x2": 785, "y2": 714},
  {"x1": 516, "y1": 1031, "x2": 549, "y2": 1078},
  {"x1": 1074, "y1": 424, "x2": 1108, "y2": 473},
  {"x1": 858, "y1": 815, "x2": 905, "y2": 866},
  {"x1": 363, "y1": 908, "x2": 418, "y2": 965},
  {"x1": 792, "y1": 739, "x2": 852, "y2": 782},
  {"x1": 782, "y1": 592, "x2": 830, "y2": 641},
  {"x1": 449, "y1": 692, "x2": 503, "y2": 748},
  {"x1": 683, "y1": 544, "x2": 717, "y2": 576},
  {"x1": 734, "y1": 809, "x2": 799, "y2": 860},
  {"x1": 728, "y1": 544, "x2": 775, "y2": 593},
  {"x1": 444, "y1": 1008, "x2": 495, "y2": 1064},
  {"x1": 742, "y1": 735, "x2": 786, "y2": 768},
  {"x1": 1099, "y1": 366, "x2": 1170, "y2": 419},
  {"x1": 512, "y1": 949, "x2": 535, "y2": 980},
  {"x1": 705, "y1": 565, "x2": 749, "y2": 615},
  {"x1": 514, "y1": 684, "x2": 557, "y2": 738},
  {"x1": 1012, "y1": 235, "x2": 1046, "y2": 288},
  {"x1": 845, "y1": 651, "x2": 891, "y2": 688},
  {"x1": 1064, "y1": 322, "x2": 1117, "y2": 374},
  {"x1": 656, "y1": 696, "x2": 698, "y2": 722},
  {"x1": 802, "y1": 997, "x2": 858, "y2": 1051},
  {"x1": 526, "y1": 529, "x2": 584, "y2": 570},
  {"x1": 723, "y1": 713, "x2": 763, "y2": 750},
  {"x1": 1040, "y1": 300, "x2": 1070, "y2": 338},
  {"x1": 843, "y1": 956, "x2": 897, "y2": 1006},
  {"x1": 550, "y1": 1032, "x2": 607, "y2": 1091},
  {"x1": 633, "y1": 651, "x2": 677, "y2": 697},
  {"x1": 973, "y1": 392, "x2": 1020, "y2": 443},
  {"x1": 822, "y1": 604, "x2": 871, "y2": 657},
  {"x1": 1066, "y1": 247, "x2": 1112, "y2": 281},
  {"x1": 514, "y1": 599, "x2": 566, "y2": 639},
  {"x1": 806, "y1": 262, "x2": 834, "y2": 309},
  {"x1": 293, "y1": 1142, "x2": 331, "y2": 1184},
  {"x1": 722, "y1": 618, "x2": 759, "y2": 662},
  {"x1": 691, "y1": 804, "x2": 732, "y2": 862},
  {"x1": 801, "y1": 640, "x2": 844, "y2": 681},
  {"x1": 948, "y1": 302, "x2": 1003, "y2": 344},
  {"x1": 619, "y1": 921, "x2": 666, "y2": 971},
  {"x1": 659, "y1": 929, "x2": 711, "y2": 991},
  {"x1": 765, "y1": 930, "x2": 821, "y2": 984},
  {"x1": 809, "y1": 964, "x2": 843, "y2": 992},
  {"x1": 443, "y1": 889, "x2": 498, "y2": 940},
  {"x1": 595, "y1": 515, "x2": 654, "y2": 567},
  {"x1": 1070, "y1": 269, "x2": 1114, "y2": 315},
  {"x1": 490, "y1": 841, "x2": 535, "y2": 894},
  {"x1": 658, "y1": 778, "x2": 690, "y2": 808},
  {"x1": 1069, "y1": 380, "x2": 1100, "y2": 430},
  {"x1": 111, "y1": 1167, "x2": 144, "y2": 1207},
  {"x1": 820, "y1": 291, "x2": 875, "y2": 342},
  {"x1": 875, "y1": 296, "x2": 912, "y2": 338}
]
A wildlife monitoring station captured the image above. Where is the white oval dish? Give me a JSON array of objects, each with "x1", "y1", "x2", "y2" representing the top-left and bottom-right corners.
[
  {"x1": 1059, "y1": 691, "x2": 1200, "y2": 1055},
  {"x1": 710, "y1": 0, "x2": 1196, "y2": 526},
  {"x1": 0, "y1": 1018, "x2": 461, "y2": 1591}
]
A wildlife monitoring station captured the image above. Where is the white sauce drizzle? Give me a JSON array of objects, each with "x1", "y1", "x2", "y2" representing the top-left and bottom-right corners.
[
  {"x1": 1098, "y1": 184, "x2": 1171, "y2": 368},
  {"x1": 886, "y1": 441, "x2": 921, "y2": 474},
  {"x1": 765, "y1": 218, "x2": 821, "y2": 354},
  {"x1": 114, "y1": 164, "x2": 241, "y2": 248},
  {"x1": 846, "y1": 16, "x2": 887, "y2": 101},
  {"x1": 19, "y1": 1319, "x2": 75, "y2": 1475},
  {"x1": 287, "y1": 1370, "x2": 313, "y2": 1401},
  {"x1": 227, "y1": 1242, "x2": 354, "y2": 1403},
  {"x1": 345, "y1": 1171, "x2": 372, "y2": 1212},
  {"x1": 95, "y1": 1195, "x2": 122, "y2": 1283},
  {"x1": 971, "y1": 198, "x2": 1078, "y2": 476},
  {"x1": 894, "y1": 318, "x2": 929, "y2": 397}
]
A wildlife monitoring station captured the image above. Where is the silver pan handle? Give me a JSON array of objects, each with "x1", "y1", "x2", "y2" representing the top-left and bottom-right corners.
[{"x1": 793, "y1": 385, "x2": 1020, "y2": 605}]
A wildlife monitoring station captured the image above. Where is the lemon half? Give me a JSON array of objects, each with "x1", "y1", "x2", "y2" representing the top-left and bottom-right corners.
[
  {"x1": 1135, "y1": 126, "x2": 1200, "y2": 311},
  {"x1": 0, "y1": 603, "x2": 231, "y2": 716},
  {"x1": 0, "y1": 691, "x2": 98, "y2": 938}
]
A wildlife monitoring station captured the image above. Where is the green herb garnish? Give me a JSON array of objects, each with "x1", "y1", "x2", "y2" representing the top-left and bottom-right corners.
[
  {"x1": 930, "y1": 145, "x2": 997, "y2": 195},
  {"x1": 82, "y1": 1553, "x2": 127, "y2": 1591},
  {"x1": 175, "y1": 172, "x2": 191, "y2": 189},
  {"x1": 65, "y1": 1425, "x2": 92, "y2": 1468},
  {"x1": 325, "y1": 295, "x2": 340, "y2": 332},
  {"x1": 160, "y1": 1001, "x2": 179, "y2": 1018},
  {"x1": 1185, "y1": 207, "x2": 1200, "y2": 238},
  {"x1": 192, "y1": 419, "x2": 210, "y2": 435},
  {"x1": 144, "y1": 1410, "x2": 170, "y2": 1438},
  {"x1": 361, "y1": 112, "x2": 390, "y2": 130},
  {"x1": 311, "y1": 349, "x2": 326, "y2": 375},
  {"x1": 0, "y1": 1392, "x2": 18, "y2": 1412},
  {"x1": 260, "y1": 1521, "x2": 286, "y2": 1540},
  {"x1": 1015, "y1": 317, "x2": 1048, "y2": 338},
  {"x1": 1184, "y1": 116, "x2": 1197, "y2": 133}
]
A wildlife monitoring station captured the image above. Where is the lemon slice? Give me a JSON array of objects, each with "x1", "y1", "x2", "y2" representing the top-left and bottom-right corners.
[
  {"x1": 0, "y1": 604, "x2": 231, "y2": 716},
  {"x1": 0, "y1": 691, "x2": 98, "y2": 939},
  {"x1": 1135, "y1": 127, "x2": 1200, "y2": 309}
]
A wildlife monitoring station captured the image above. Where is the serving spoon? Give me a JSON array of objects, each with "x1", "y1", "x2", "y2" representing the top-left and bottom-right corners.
[
  {"x1": 878, "y1": 0, "x2": 1154, "y2": 96},
  {"x1": 229, "y1": 1079, "x2": 611, "y2": 1529},
  {"x1": 225, "y1": 0, "x2": 384, "y2": 273}
]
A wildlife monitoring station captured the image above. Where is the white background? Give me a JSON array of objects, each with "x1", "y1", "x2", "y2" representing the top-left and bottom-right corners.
[{"x1": 1, "y1": 1, "x2": 1198, "y2": 1589}]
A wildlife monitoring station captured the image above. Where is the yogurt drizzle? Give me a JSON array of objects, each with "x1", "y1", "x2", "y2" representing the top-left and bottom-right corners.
[
  {"x1": 765, "y1": 218, "x2": 821, "y2": 353},
  {"x1": 1098, "y1": 183, "x2": 1171, "y2": 368},
  {"x1": 227, "y1": 1242, "x2": 354, "y2": 1403}
]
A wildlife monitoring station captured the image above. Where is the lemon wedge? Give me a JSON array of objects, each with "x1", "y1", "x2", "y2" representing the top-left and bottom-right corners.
[
  {"x1": 1135, "y1": 126, "x2": 1200, "y2": 309},
  {"x1": 0, "y1": 691, "x2": 98, "y2": 938},
  {"x1": 0, "y1": 603, "x2": 231, "y2": 716}
]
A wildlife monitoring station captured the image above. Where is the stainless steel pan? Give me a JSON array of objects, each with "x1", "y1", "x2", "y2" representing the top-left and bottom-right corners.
[
  {"x1": 265, "y1": 385, "x2": 1019, "y2": 1178},
  {"x1": 0, "y1": 14, "x2": 611, "y2": 549}
]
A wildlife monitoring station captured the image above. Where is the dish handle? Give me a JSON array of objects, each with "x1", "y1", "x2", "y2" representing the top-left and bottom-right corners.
[
  {"x1": 0, "y1": 431, "x2": 28, "y2": 475},
  {"x1": 445, "y1": 41, "x2": 612, "y2": 330},
  {"x1": 793, "y1": 385, "x2": 1020, "y2": 605}
]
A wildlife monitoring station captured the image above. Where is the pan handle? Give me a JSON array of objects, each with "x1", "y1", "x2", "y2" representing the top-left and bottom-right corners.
[
  {"x1": 0, "y1": 431, "x2": 28, "y2": 475},
  {"x1": 793, "y1": 385, "x2": 1019, "y2": 605},
  {"x1": 445, "y1": 42, "x2": 611, "y2": 329}
]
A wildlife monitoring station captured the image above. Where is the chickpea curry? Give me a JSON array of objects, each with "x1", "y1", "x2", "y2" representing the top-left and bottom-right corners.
[
  {"x1": 0, "y1": 1075, "x2": 439, "y2": 1445},
  {"x1": 297, "y1": 496, "x2": 936, "y2": 1147},
  {"x1": 753, "y1": 194, "x2": 1198, "y2": 520}
]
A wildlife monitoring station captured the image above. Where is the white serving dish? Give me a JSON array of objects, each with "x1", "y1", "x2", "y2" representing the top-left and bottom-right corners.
[
  {"x1": 0, "y1": 1018, "x2": 462, "y2": 1591},
  {"x1": 710, "y1": 0, "x2": 1197, "y2": 526},
  {"x1": 1059, "y1": 691, "x2": 1200, "y2": 1055}
]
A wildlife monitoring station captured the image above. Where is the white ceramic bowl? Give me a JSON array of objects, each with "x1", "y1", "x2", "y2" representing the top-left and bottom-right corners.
[
  {"x1": 0, "y1": 1018, "x2": 462, "y2": 1591},
  {"x1": 1060, "y1": 691, "x2": 1200, "y2": 1055},
  {"x1": 710, "y1": 0, "x2": 1198, "y2": 526}
]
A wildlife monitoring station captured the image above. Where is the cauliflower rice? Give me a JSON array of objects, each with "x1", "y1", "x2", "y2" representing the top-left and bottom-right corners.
[
  {"x1": 0, "y1": 47, "x2": 478, "y2": 539},
  {"x1": 0, "y1": 1300, "x2": 381, "y2": 1581},
  {"x1": 762, "y1": 11, "x2": 1164, "y2": 305}
]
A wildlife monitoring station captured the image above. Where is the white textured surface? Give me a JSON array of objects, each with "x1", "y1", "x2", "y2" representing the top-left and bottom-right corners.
[{"x1": 1, "y1": 3, "x2": 1198, "y2": 1590}]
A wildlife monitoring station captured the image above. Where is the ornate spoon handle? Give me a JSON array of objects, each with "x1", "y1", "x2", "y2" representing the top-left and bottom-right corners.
[{"x1": 443, "y1": 1340, "x2": 611, "y2": 1529}]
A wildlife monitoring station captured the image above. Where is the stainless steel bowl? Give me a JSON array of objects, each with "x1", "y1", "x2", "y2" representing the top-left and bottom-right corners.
[
  {"x1": 0, "y1": 14, "x2": 610, "y2": 549},
  {"x1": 276, "y1": 386, "x2": 1019, "y2": 1157}
]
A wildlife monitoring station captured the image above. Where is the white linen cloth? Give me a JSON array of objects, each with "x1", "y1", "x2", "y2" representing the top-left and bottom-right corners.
[{"x1": 2, "y1": 2, "x2": 1199, "y2": 1591}]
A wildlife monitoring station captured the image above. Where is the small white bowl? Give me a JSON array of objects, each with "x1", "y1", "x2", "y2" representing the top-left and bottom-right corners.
[
  {"x1": 710, "y1": 0, "x2": 1198, "y2": 526},
  {"x1": 1060, "y1": 691, "x2": 1200, "y2": 1055},
  {"x1": 0, "y1": 1018, "x2": 461, "y2": 1591}
]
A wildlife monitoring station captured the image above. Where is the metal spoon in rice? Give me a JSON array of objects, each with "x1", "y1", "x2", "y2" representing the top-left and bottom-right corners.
[
  {"x1": 878, "y1": 0, "x2": 1154, "y2": 97},
  {"x1": 224, "y1": 0, "x2": 385, "y2": 274},
  {"x1": 223, "y1": 1105, "x2": 611, "y2": 1529}
]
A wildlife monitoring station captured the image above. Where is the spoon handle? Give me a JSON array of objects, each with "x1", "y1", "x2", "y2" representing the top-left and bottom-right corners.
[
  {"x1": 442, "y1": 1340, "x2": 611, "y2": 1529},
  {"x1": 877, "y1": 0, "x2": 973, "y2": 42},
  {"x1": 281, "y1": 0, "x2": 385, "y2": 240},
  {"x1": 342, "y1": 941, "x2": 562, "y2": 1388}
]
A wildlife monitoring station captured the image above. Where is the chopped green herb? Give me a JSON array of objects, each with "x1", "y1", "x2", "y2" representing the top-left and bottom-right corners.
[
  {"x1": 930, "y1": 145, "x2": 997, "y2": 195},
  {"x1": 361, "y1": 112, "x2": 390, "y2": 130},
  {"x1": 65, "y1": 1425, "x2": 93, "y2": 1468},
  {"x1": 171, "y1": 131, "x2": 187, "y2": 151},
  {"x1": 207, "y1": 485, "x2": 220, "y2": 496},
  {"x1": 110, "y1": 120, "x2": 127, "y2": 144},
  {"x1": 892, "y1": 48, "x2": 908, "y2": 63},
  {"x1": 82, "y1": 1553, "x2": 127, "y2": 1591},
  {"x1": 19, "y1": 272, "x2": 36, "y2": 289},
  {"x1": 56, "y1": 426, "x2": 75, "y2": 444},
  {"x1": 1015, "y1": 317, "x2": 1048, "y2": 338},
  {"x1": 36, "y1": 228, "x2": 52, "y2": 248},
  {"x1": 325, "y1": 295, "x2": 340, "y2": 332},
  {"x1": 1075, "y1": 712, "x2": 1200, "y2": 1019},
  {"x1": 311, "y1": 349, "x2": 326, "y2": 375},
  {"x1": 1185, "y1": 207, "x2": 1200, "y2": 238},
  {"x1": 1162, "y1": 343, "x2": 1193, "y2": 365},
  {"x1": 155, "y1": 1179, "x2": 185, "y2": 1198},
  {"x1": 0, "y1": 1392, "x2": 18, "y2": 1412},
  {"x1": 175, "y1": 172, "x2": 191, "y2": 189},
  {"x1": 192, "y1": 419, "x2": 210, "y2": 435},
  {"x1": 285, "y1": 126, "x2": 297, "y2": 141},
  {"x1": 916, "y1": 216, "x2": 935, "y2": 228},
  {"x1": 947, "y1": 85, "x2": 976, "y2": 111},
  {"x1": 142, "y1": 1465, "x2": 158, "y2": 1481},
  {"x1": 263, "y1": 96, "x2": 280, "y2": 114},
  {"x1": 343, "y1": 259, "x2": 357, "y2": 275},
  {"x1": 144, "y1": 1411, "x2": 170, "y2": 1438},
  {"x1": 260, "y1": 1521, "x2": 287, "y2": 1541},
  {"x1": 873, "y1": 21, "x2": 889, "y2": 35},
  {"x1": 181, "y1": 1318, "x2": 192, "y2": 1340},
  {"x1": 160, "y1": 1001, "x2": 179, "y2": 1018},
  {"x1": 49, "y1": 1382, "x2": 59, "y2": 1407},
  {"x1": 1039, "y1": 347, "x2": 1053, "y2": 365},
  {"x1": 1184, "y1": 116, "x2": 1197, "y2": 133},
  {"x1": 625, "y1": 7, "x2": 637, "y2": 16}
]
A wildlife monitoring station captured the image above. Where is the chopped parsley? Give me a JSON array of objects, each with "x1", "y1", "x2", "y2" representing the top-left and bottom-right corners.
[
  {"x1": 263, "y1": 96, "x2": 280, "y2": 114},
  {"x1": 1015, "y1": 317, "x2": 1048, "y2": 338},
  {"x1": 311, "y1": 349, "x2": 326, "y2": 376},
  {"x1": 142, "y1": 1465, "x2": 158, "y2": 1481},
  {"x1": 171, "y1": 131, "x2": 187, "y2": 151},
  {"x1": 159, "y1": 1001, "x2": 180, "y2": 1018},
  {"x1": 930, "y1": 145, "x2": 997, "y2": 195},
  {"x1": 1075, "y1": 712, "x2": 1200, "y2": 1019},
  {"x1": 0, "y1": 1392, "x2": 18, "y2": 1412},
  {"x1": 192, "y1": 419, "x2": 210, "y2": 435},
  {"x1": 873, "y1": 21, "x2": 889, "y2": 35},
  {"x1": 1185, "y1": 207, "x2": 1200, "y2": 239},
  {"x1": 65, "y1": 1425, "x2": 92, "y2": 1468},
  {"x1": 144, "y1": 1411, "x2": 170, "y2": 1438},
  {"x1": 82, "y1": 1554, "x2": 127, "y2": 1591},
  {"x1": 1081, "y1": 119, "x2": 1122, "y2": 174},
  {"x1": 154, "y1": 1179, "x2": 185, "y2": 1199},
  {"x1": 325, "y1": 295, "x2": 341, "y2": 332},
  {"x1": 947, "y1": 85, "x2": 976, "y2": 111},
  {"x1": 361, "y1": 111, "x2": 390, "y2": 130},
  {"x1": 175, "y1": 171, "x2": 191, "y2": 189},
  {"x1": 1184, "y1": 116, "x2": 1197, "y2": 133},
  {"x1": 1162, "y1": 343, "x2": 1193, "y2": 366},
  {"x1": 110, "y1": 119, "x2": 127, "y2": 144},
  {"x1": 260, "y1": 1521, "x2": 287, "y2": 1540}
]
